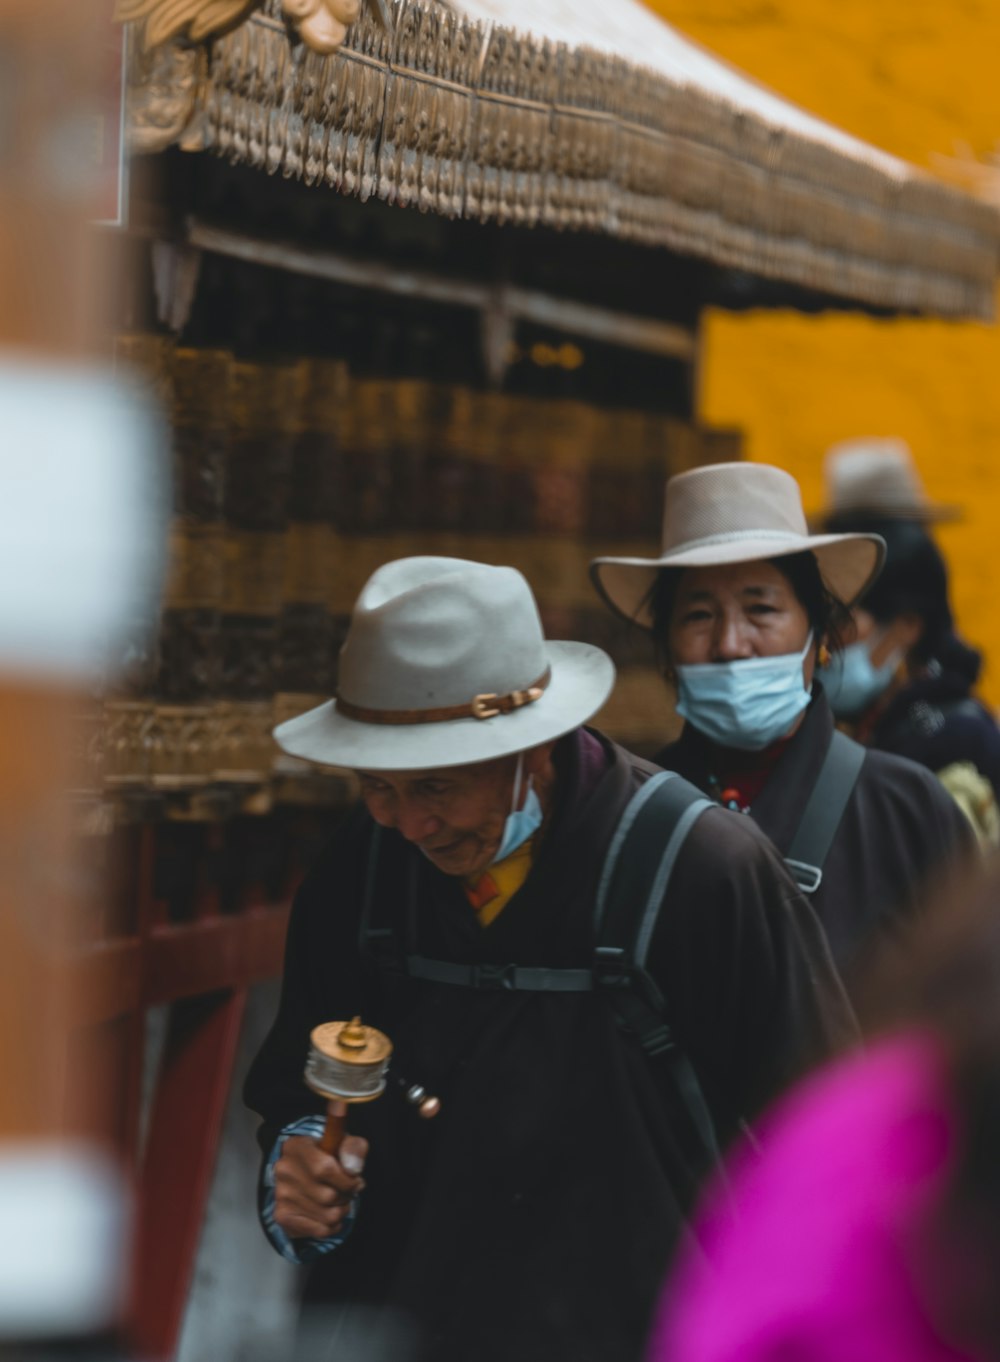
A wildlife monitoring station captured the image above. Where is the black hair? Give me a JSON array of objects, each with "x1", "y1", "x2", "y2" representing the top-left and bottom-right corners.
[
  {"x1": 644, "y1": 551, "x2": 852, "y2": 666},
  {"x1": 826, "y1": 513, "x2": 980, "y2": 682}
]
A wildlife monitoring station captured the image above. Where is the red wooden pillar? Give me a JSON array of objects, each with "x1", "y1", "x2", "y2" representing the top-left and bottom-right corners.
[{"x1": 69, "y1": 810, "x2": 295, "y2": 1358}]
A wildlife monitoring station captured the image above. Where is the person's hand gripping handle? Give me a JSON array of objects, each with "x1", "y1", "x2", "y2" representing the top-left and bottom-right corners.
[{"x1": 272, "y1": 1099, "x2": 368, "y2": 1241}]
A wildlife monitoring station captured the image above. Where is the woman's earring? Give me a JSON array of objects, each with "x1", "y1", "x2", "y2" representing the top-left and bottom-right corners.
[{"x1": 818, "y1": 643, "x2": 831, "y2": 668}]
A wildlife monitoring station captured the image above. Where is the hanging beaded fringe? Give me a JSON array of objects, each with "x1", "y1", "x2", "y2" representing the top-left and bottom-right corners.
[{"x1": 182, "y1": 0, "x2": 1000, "y2": 319}]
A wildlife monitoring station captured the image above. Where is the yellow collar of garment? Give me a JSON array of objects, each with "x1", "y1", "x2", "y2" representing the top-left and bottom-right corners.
[{"x1": 462, "y1": 838, "x2": 534, "y2": 927}]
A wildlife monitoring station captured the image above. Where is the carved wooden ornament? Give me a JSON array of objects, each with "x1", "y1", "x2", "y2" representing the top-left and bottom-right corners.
[
  {"x1": 115, "y1": 0, "x2": 256, "y2": 50},
  {"x1": 116, "y1": 0, "x2": 366, "y2": 56}
]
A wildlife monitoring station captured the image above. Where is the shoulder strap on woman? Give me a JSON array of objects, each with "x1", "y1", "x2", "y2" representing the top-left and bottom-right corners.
[{"x1": 785, "y1": 731, "x2": 866, "y2": 893}]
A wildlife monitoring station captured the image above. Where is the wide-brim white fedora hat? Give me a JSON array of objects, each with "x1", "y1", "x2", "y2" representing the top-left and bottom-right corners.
[
  {"x1": 819, "y1": 438, "x2": 960, "y2": 524},
  {"x1": 275, "y1": 556, "x2": 616, "y2": 771},
  {"x1": 590, "y1": 462, "x2": 885, "y2": 630}
]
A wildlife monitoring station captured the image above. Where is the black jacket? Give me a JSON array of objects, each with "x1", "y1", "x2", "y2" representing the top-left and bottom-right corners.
[
  {"x1": 868, "y1": 666, "x2": 1000, "y2": 801},
  {"x1": 245, "y1": 728, "x2": 855, "y2": 1362},
  {"x1": 657, "y1": 691, "x2": 976, "y2": 981}
]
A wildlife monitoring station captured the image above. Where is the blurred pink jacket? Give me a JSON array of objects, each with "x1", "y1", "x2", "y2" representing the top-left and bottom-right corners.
[{"x1": 653, "y1": 1034, "x2": 984, "y2": 1362}]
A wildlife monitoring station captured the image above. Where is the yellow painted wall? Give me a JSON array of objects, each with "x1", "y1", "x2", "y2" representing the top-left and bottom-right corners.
[{"x1": 643, "y1": 0, "x2": 1000, "y2": 701}]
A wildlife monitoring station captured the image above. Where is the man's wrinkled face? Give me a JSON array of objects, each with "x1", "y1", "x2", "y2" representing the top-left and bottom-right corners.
[{"x1": 357, "y1": 756, "x2": 522, "y2": 880}]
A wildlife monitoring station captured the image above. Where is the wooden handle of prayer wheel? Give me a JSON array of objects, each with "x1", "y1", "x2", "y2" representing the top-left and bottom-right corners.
[{"x1": 318, "y1": 1106, "x2": 346, "y2": 1157}]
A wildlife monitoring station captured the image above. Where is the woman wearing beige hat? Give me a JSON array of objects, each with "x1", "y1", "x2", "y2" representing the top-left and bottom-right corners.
[{"x1": 591, "y1": 463, "x2": 976, "y2": 983}]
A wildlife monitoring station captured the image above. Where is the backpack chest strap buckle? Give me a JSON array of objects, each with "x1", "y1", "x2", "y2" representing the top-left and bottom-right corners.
[
  {"x1": 474, "y1": 962, "x2": 518, "y2": 990},
  {"x1": 785, "y1": 859, "x2": 823, "y2": 894}
]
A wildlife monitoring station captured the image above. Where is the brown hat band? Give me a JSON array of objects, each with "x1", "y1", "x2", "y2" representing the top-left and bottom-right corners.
[{"x1": 334, "y1": 669, "x2": 552, "y2": 726}]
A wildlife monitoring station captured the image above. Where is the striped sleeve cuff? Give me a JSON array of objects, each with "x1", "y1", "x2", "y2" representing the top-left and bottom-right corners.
[{"x1": 261, "y1": 1114, "x2": 357, "y2": 1265}]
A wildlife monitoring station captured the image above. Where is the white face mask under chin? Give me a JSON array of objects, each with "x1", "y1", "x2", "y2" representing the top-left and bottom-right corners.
[
  {"x1": 674, "y1": 631, "x2": 814, "y2": 751},
  {"x1": 490, "y1": 752, "x2": 544, "y2": 864}
]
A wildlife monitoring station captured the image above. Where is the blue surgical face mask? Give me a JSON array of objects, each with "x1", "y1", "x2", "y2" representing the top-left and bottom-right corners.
[
  {"x1": 675, "y1": 632, "x2": 814, "y2": 752},
  {"x1": 491, "y1": 753, "x2": 543, "y2": 864},
  {"x1": 819, "y1": 636, "x2": 900, "y2": 719}
]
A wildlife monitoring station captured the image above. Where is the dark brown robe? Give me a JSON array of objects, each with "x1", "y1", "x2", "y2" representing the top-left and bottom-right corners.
[
  {"x1": 245, "y1": 727, "x2": 855, "y2": 1362},
  {"x1": 657, "y1": 689, "x2": 977, "y2": 981}
]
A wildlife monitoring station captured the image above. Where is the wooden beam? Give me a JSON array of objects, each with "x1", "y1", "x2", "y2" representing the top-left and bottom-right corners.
[
  {"x1": 183, "y1": 219, "x2": 697, "y2": 363},
  {"x1": 69, "y1": 904, "x2": 292, "y2": 1024},
  {"x1": 143, "y1": 909, "x2": 293, "y2": 1006}
]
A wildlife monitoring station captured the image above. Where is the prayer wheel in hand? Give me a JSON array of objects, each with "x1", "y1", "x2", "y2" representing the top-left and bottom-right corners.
[{"x1": 304, "y1": 1016, "x2": 393, "y2": 1155}]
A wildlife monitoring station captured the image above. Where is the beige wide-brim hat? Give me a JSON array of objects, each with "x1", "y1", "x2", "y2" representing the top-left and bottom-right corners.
[
  {"x1": 275, "y1": 556, "x2": 616, "y2": 771},
  {"x1": 818, "y1": 438, "x2": 960, "y2": 524},
  {"x1": 591, "y1": 462, "x2": 885, "y2": 630}
]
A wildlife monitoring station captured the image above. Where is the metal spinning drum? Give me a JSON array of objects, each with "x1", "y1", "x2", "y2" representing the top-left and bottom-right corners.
[
  {"x1": 305, "y1": 1016, "x2": 393, "y2": 1155},
  {"x1": 304, "y1": 1016, "x2": 442, "y2": 1156}
]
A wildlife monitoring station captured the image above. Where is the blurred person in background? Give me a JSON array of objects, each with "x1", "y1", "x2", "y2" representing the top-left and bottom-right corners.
[
  {"x1": 651, "y1": 857, "x2": 1000, "y2": 1362},
  {"x1": 591, "y1": 462, "x2": 976, "y2": 989},
  {"x1": 818, "y1": 440, "x2": 1000, "y2": 846},
  {"x1": 819, "y1": 437, "x2": 961, "y2": 530},
  {"x1": 244, "y1": 555, "x2": 854, "y2": 1362}
]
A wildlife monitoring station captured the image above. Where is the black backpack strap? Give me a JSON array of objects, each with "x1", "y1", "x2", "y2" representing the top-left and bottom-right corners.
[
  {"x1": 594, "y1": 771, "x2": 714, "y2": 976},
  {"x1": 358, "y1": 823, "x2": 404, "y2": 972},
  {"x1": 594, "y1": 772, "x2": 720, "y2": 1162},
  {"x1": 784, "y1": 730, "x2": 865, "y2": 894},
  {"x1": 405, "y1": 957, "x2": 593, "y2": 991}
]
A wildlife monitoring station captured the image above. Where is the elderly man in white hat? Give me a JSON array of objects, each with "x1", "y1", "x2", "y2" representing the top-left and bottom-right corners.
[
  {"x1": 592, "y1": 463, "x2": 975, "y2": 991},
  {"x1": 245, "y1": 555, "x2": 854, "y2": 1362}
]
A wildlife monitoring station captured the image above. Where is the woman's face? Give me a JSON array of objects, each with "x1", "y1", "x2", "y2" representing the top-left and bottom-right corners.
[
  {"x1": 851, "y1": 606, "x2": 923, "y2": 667},
  {"x1": 667, "y1": 561, "x2": 815, "y2": 681}
]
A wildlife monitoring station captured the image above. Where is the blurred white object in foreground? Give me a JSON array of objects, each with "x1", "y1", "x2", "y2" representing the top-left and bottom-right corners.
[
  {"x1": 0, "y1": 357, "x2": 166, "y2": 678},
  {"x1": 0, "y1": 1144, "x2": 128, "y2": 1335},
  {"x1": 0, "y1": 353, "x2": 167, "y2": 1341}
]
